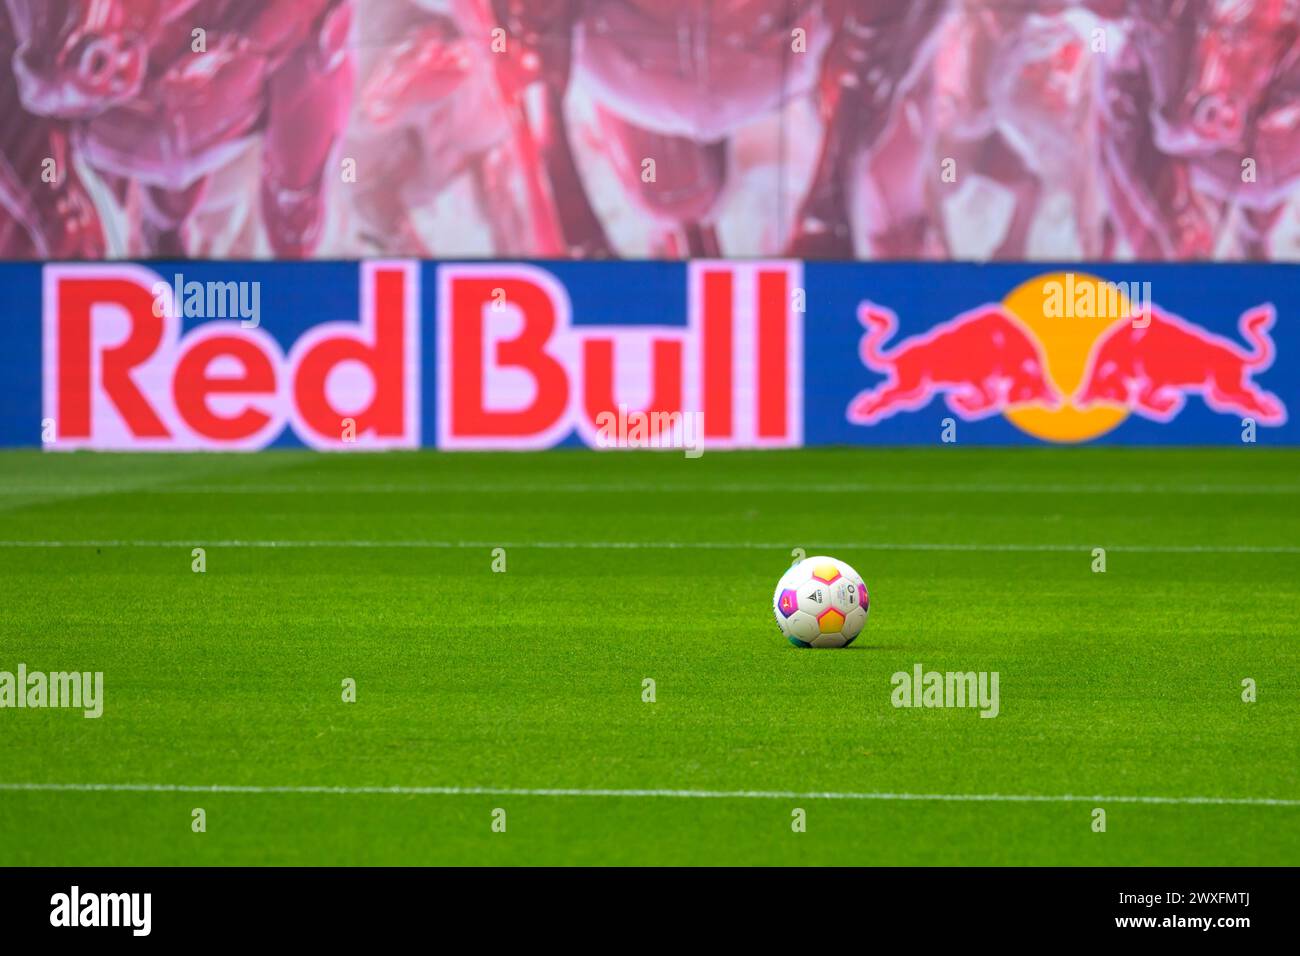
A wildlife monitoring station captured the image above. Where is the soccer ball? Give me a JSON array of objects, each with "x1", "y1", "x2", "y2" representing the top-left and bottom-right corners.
[{"x1": 773, "y1": 556, "x2": 869, "y2": 648}]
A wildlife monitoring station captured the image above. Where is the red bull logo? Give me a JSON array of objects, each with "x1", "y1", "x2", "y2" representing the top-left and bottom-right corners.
[
  {"x1": 848, "y1": 272, "x2": 1287, "y2": 441},
  {"x1": 41, "y1": 262, "x2": 420, "y2": 450},
  {"x1": 38, "y1": 259, "x2": 802, "y2": 451},
  {"x1": 28, "y1": 262, "x2": 1291, "y2": 450},
  {"x1": 436, "y1": 261, "x2": 803, "y2": 450}
]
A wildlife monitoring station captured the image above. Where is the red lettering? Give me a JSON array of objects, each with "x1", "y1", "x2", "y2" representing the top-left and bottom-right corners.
[
  {"x1": 294, "y1": 267, "x2": 407, "y2": 441},
  {"x1": 757, "y1": 269, "x2": 788, "y2": 438},
  {"x1": 702, "y1": 270, "x2": 733, "y2": 438},
  {"x1": 173, "y1": 335, "x2": 275, "y2": 441},
  {"x1": 448, "y1": 276, "x2": 568, "y2": 437},
  {"x1": 57, "y1": 277, "x2": 168, "y2": 438},
  {"x1": 582, "y1": 338, "x2": 683, "y2": 423}
]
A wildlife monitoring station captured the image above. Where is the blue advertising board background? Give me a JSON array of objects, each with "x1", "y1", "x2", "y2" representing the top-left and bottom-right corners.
[
  {"x1": 805, "y1": 261, "x2": 1300, "y2": 446},
  {"x1": 1, "y1": 260, "x2": 1296, "y2": 447}
]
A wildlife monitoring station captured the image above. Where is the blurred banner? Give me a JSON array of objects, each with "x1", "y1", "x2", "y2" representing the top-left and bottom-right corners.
[
  {"x1": 1, "y1": 259, "x2": 1295, "y2": 448},
  {"x1": 4, "y1": 1, "x2": 1300, "y2": 262}
]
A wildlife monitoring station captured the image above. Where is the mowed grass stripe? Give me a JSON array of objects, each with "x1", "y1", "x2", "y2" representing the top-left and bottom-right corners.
[
  {"x1": 1, "y1": 538, "x2": 1298, "y2": 554},
  {"x1": 2, "y1": 782, "x2": 1297, "y2": 806},
  {"x1": 2, "y1": 481, "x2": 1299, "y2": 495}
]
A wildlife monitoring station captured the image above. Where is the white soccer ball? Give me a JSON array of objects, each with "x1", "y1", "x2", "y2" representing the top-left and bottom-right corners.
[{"x1": 773, "y1": 556, "x2": 869, "y2": 648}]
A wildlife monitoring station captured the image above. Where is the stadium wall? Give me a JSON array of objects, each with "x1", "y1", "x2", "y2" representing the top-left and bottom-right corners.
[{"x1": 1, "y1": 260, "x2": 1295, "y2": 449}]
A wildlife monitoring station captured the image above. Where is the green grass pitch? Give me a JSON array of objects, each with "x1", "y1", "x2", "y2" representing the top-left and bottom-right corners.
[{"x1": 0, "y1": 447, "x2": 1297, "y2": 866}]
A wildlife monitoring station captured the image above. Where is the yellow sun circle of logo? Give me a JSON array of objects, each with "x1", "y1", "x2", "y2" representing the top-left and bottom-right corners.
[{"x1": 1000, "y1": 272, "x2": 1131, "y2": 443}]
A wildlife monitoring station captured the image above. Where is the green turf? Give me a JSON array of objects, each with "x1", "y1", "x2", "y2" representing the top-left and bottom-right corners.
[{"x1": 0, "y1": 448, "x2": 1297, "y2": 865}]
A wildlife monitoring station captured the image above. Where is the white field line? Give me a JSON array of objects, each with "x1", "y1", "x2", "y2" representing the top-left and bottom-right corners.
[
  {"x1": 0, "y1": 782, "x2": 1296, "y2": 806},
  {"x1": 0, "y1": 539, "x2": 1297, "y2": 555},
  {"x1": 0, "y1": 481, "x2": 1297, "y2": 496}
]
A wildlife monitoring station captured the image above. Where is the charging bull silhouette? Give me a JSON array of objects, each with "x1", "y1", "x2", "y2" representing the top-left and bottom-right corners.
[
  {"x1": 849, "y1": 303, "x2": 1060, "y2": 423},
  {"x1": 1076, "y1": 306, "x2": 1286, "y2": 424}
]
